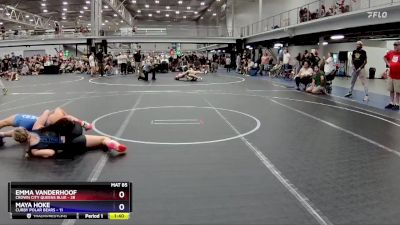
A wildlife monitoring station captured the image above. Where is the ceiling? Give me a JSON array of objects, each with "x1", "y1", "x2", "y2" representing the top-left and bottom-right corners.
[{"x1": 0, "y1": 0, "x2": 227, "y2": 30}]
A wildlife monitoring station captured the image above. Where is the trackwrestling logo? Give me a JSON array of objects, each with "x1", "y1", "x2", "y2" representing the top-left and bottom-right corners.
[{"x1": 367, "y1": 11, "x2": 388, "y2": 19}]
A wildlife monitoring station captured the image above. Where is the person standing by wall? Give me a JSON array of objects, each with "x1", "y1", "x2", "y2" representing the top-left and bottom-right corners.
[
  {"x1": 283, "y1": 48, "x2": 291, "y2": 71},
  {"x1": 345, "y1": 41, "x2": 369, "y2": 101},
  {"x1": 89, "y1": 52, "x2": 96, "y2": 77},
  {"x1": 236, "y1": 53, "x2": 241, "y2": 73},
  {"x1": 259, "y1": 53, "x2": 270, "y2": 76},
  {"x1": 225, "y1": 56, "x2": 231, "y2": 73},
  {"x1": 1, "y1": 24, "x2": 6, "y2": 40},
  {"x1": 384, "y1": 41, "x2": 400, "y2": 110},
  {"x1": 134, "y1": 50, "x2": 142, "y2": 77},
  {"x1": 120, "y1": 52, "x2": 128, "y2": 75},
  {"x1": 96, "y1": 49, "x2": 105, "y2": 77}
]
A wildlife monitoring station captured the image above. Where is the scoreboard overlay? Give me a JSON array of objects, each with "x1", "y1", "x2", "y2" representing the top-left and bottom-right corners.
[{"x1": 8, "y1": 182, "x2": 132, "y2": 220}]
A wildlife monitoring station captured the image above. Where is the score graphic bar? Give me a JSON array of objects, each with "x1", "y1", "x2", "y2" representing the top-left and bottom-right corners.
[{"x1": 8, "y1": 182, "x2": 132, "y2": 220}]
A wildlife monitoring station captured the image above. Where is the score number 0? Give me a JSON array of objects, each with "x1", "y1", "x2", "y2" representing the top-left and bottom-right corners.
[{"x1": 118, "y1": 190, "x2": 127, "y2": 211}]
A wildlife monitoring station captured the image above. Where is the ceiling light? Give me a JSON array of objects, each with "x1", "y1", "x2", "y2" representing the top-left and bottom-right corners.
[
  {"x1": 114, "y1": 14, "x2": 117, "y2": 17},
  {"x1": 102, "y1": 23, "x2": 105, "y2": 25},
  {"x1": 41, "y1": 3, "x2": 46, "y2": 6},
  {"x1": 137, "y1": 10, "x2": 141, "y2": 13},
  {"x1": 200, "y1": 17, "x2": 204, "y2": 19},
  {"x1": 62, "y1": 17, "x2": 66, "y2": 20},
  {"x1": 116, "y1": 22, "x2": 119, "y2": 25},
  {"x1": 105, "y1": 20, "x2": 108, "y2": 22},
  {"x1": 63, "y1": 8, "x2": 67, "y2": 11},
  {"x1": 25, "y1": 15, "x2": 29, "y2": 18},
  {"x1": 194, "y1": 11, "x2": 198, "y2": 14},
  {"x1": 80, "y1": 11, "x2": 84, "y2": 14},
  {"x1": 132, "y1": 0, "x2": 136, "y2": 3},
  {"x1": 0, "y1": 8, "x2": 3, "y2": 10},
  {"x1": 104, "y1": 5, "x2": 108, "y2": 9},
  {"x1": 0, "y1": 22, "x2": 2, "y2": 25},
  {"x1": 156, "y1": 10, "x2": 160, "y2": 13},
  {"x1": 29, "y1": 19, "x2": 34, "y2": 21},
  {"x1": 212, "y1": 13, "x2": 216, "y2": 16},
  {"x1": 145, "y1": 4, "x2": 149, "y2": 8},
  {"x1": 178, "y1": 1, "x2": 183, "y2": 4},
  {"x1": 83, "y1": 6, "x2": 88, "y2": 9},
  {"x1": 217, "y1": 0, "x2": 220, "y2": 1},
  {"x1": 165, "y1": 14, "x2": 170, "y2": 17},
  {"x1": 42, "y1": 9, "x2": 47, "y2": 13},
  {"x1": 79, "y1": 15, "x2": 82, "y2": 18},
  {"x1": 63, "y1": 2, "x2": 68, "y2": 5},
  {"x1": 166, "y1": 6, "x2": 170, "y2": 9},
  {"x1": 62, "y1": 12, "x2": 66, "y2": 15},
  {"x1": 187, "y1": 6, "x2": 191, "y2": 10},
  {"x1": 148, "y1": 14, "x2": 152, "y2": 17},
  {"x1": 331, "y1": 35, "x2": 344, "y2": 40},
  {"x1": 323, "y1": 42, "x2": 329, "y2": 46},
  {"x1": 183, "y1": 16, "x2": 187, "y2": 19},
  {"x1": 273, "y1": 43, "x2": 283, "y2": 48},
  {"x1": 201, "y1": 2, "x2": 205, "y2": 5},
  {"x1": 208, "y1": 9, "x2": 211, "y2": 11},
  {"x1": 88, "y1": 23, "x2": 91, "y2": 26},
  {"x1": 176, "y1": 11, "x2": 180, "y2": 14},
  {"x1": 120, "y1": 20, "x2": 123, "y2": 22},
  {"x1": 155, "y1": 0, "x2": 159, "y2": 3},
  {"x1": 86, "y1": 1, "x2": 90, "y2": 4}
]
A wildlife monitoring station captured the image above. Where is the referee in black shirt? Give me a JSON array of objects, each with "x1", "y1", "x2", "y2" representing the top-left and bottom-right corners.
[{"x1": 345, "y1": 41, "x2": 369, "y2": 101}]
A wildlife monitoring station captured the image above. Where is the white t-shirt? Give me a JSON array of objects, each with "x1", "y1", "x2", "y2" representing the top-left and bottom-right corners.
[
  {"x1": 117, "y1": 55, "x2": 122, "y2": 65},
  {"x1": 89, "y1": 55, "x2": 95, "y2": 67},
  {"x1": 120, "y1": 55, "x2": 128, "y2": 64},
  {"x1": 299, "y1": 67, "x2": 313, "y2": 76},
  {"x1": 283, "y1": 52, "x2": 291, "y2": 64},
  {"x1": 324, "y1": 56, "x2": 335, "y2": 74},
  {"x1": 248, "y1": 61, "x2": 255, "y2": 68}
]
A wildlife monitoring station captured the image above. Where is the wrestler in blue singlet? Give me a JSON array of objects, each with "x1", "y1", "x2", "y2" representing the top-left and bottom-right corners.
[{"x1": 14, "y1": 114, "x2": 38, "y2": 131}]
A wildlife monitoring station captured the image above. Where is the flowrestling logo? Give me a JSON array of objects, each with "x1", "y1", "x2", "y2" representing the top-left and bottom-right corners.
[{"x1": 367, "y1": 11, "x2": 388, "y2": 19}]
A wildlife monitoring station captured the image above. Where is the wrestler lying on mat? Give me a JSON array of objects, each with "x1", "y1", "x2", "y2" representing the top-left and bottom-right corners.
[
  {"x1": 0, "y1": 107, "x2": 92, "y2": 146},
  {"x1": 0, "y1": 115, "x2": 127, "y2": 159}
]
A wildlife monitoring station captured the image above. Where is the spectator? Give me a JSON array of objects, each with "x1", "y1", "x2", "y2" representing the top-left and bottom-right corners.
[
  {"x1": 225, "y1": 56, "x2": 231, "y2": 73},
  {"x1": 259, "y1": 53, "x2": 270, "y2": 75},
  {"x1": 283, "y1": 48, "x2": 291, "y2": 71},
  {"x1": 324, "y1": 52, "x2": 335, "y2": 76},
  {"x1": 236, "y1": 54, "x2": 241, "y2": 73},
  {"x1": 306, "y1": 65, "x2": 326, "y2": 94},
  {"x1": 134, "y1": 50, "x2": 142, "y2": 76},
  {"x1": 295, "y1": 61, "x2": 313, "y2": 90},
  {"x1": 1, "y1": 25, "x2": 5, "y2": 40},
  {"x1": 120, "y1": 52, "x2": 128, "y2": 75},
  {"x1": 384, "y1": 40, "x2": 400, "y2": 110},
  {"x1": 55, "y1": 23, "x2": 60, "y2": 35}
]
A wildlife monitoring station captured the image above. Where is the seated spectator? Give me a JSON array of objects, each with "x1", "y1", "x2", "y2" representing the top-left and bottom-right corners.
[
  {"x1": 295, "y1": 61, "x2": 313, "y2": 90},
  {"x1": 320, "y1": 5, "x2": 326, "y2": 17},
  {"x1": 21, "y1": 63, "x2": 30, "y2": 75},
  {"x1": 306, "y1": 65, "x2": 326, "y2": 94}
]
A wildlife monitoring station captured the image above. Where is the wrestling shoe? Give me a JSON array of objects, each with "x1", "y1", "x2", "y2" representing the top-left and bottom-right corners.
[
  {"x1": 385, "y1": 104, "x2": 394, "y2": 109},
  {"x1": 363, "y1": 96, "x2": 369, "y2": 102},
  {"x1": 108, "y1": 143, "x2": 127, "y2": 156},
  {"x1": 107, "y1": 141, "x2": 127, "y2": 153},
  {"x1": 393, "y1": 105, "x2": 400, "y2": 111},
  {"x1": 344, "y1": 93, "x2": 352, "y2": 98},
  {"x1": 2, "y1": 88, "x2": 7, "y2": 95}
]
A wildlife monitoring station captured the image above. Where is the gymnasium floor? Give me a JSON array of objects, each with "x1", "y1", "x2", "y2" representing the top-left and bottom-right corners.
[{"x1": 1, "y1": 71, "x2": 400, "y2": 225}]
